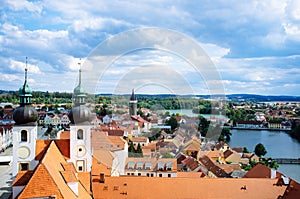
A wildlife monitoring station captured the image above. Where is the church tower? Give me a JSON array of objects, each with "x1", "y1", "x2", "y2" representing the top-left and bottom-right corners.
[
  {"x1": 68, "y1": 61, "x2": 93, "y2": 172},
  {"x1": 129, "y1": 89, "x2": 137, "y2": 116},
  {"x1": 12, "y1": 57, "x2": 39, "y2": 176}
]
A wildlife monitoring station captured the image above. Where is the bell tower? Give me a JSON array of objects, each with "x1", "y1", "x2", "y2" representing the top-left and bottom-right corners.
[
  {"x1": 129, "y1": 89, "x2": 137, "y2": 116},
  {"x1": 68, "y1": 61, "x2": 92, "y2": 172},
  {"x1": 12, "y1": 57, "x2": 39, "y2": 176}
]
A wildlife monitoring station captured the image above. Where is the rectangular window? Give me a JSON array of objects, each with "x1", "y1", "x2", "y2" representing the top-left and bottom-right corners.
[
  {"x1": 77, "y1": 129, "x2": 84, "y2": 140},
  {"x1": 76, "y1": 160, "x2": 85, "y2": 172},
  {"x1": 20, "y1": 130, "x2": 28, "y2": 142},
  {"x1": 159, "y1": 174, "x2": 162, "y2": 177},
  {"x1": 136, "y1": 162, "x2": 143, "y2": 170},
  {"x1": 145, "y1": 162, "x2": 151, "y2": 170},
  {"x1": 166, "y1": 162, "x2": 172, "y2": 171},
  {"x1": 100, "y1": 173, "x2": 105, "y2": 183},
  {"x1": 128, "y1": 162, "x2": 135, "y2": 170},
  {"x1": 157, "y1": 162, "x2": 164, "y2": 171},
  {"x1": 19, "y1": 163, "x2": 29, "y2": 171},
  {"x1": 168, "y1": 174, "x2": 171, "y2": 178}
]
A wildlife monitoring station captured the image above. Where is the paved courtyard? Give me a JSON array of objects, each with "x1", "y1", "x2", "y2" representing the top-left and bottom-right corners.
[{"x1": 0, "y1": 147, "x2": 13, "y2": 199}]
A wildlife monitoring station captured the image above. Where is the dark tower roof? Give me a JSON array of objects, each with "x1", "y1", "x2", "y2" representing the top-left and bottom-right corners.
[
  {"x1": 13, "y1": 57, "x2": 38, "y2": 125},
  {"x1": 130, "y1": 89, "x2": 137, "y2": 101},
  {"x1": 68, "y1": 60, "x2": 92, "y2": 125}
]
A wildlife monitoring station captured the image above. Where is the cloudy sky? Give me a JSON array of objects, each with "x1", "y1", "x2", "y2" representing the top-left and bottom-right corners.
[{"x1": 0, "y1": 0, "x2": 300, "y2": 96}]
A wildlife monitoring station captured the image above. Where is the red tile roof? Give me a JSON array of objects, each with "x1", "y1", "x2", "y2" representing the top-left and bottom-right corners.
[
  {"x1": 11, "y1": 170, "x2": 34, "y2": 186},
  {"x1": 92, "y1": 176, "x2": 286, "y2": 199}
]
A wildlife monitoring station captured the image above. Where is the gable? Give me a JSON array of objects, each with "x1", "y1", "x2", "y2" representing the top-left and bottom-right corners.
[{"x1": 18, "y1": 164, "x2": 64, "y2": 199}]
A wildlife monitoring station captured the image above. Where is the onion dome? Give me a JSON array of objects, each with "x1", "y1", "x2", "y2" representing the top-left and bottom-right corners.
[
  {"x1": 13, "y1": 106, "x2": 38, "y2": 125},
  {"x1": 13, "y1": 57, "x2": 38, "y2": 125},
  {"x1": 68, "y1": 105, "x2": 92, "y2": 124}
]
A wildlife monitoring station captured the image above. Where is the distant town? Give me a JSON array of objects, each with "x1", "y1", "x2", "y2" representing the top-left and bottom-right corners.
[{"x1": 0, "y1": 68, "x2": 300, "y2": 198}]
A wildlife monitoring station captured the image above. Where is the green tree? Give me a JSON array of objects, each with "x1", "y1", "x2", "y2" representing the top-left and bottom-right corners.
[
  {"x1": 128, "y1": 141, "x2": 135, "y2": 153},
  {"x1": 137, "y1": 109, "x2": 144, "y2": 117},
  {"x1": 254, "y1": 143, "x2": 267, "y2": 157},
  {"x1": 166, "y1": 115, "x2": 179, "y2": 131},
  {"x1": 162, "y1": 152, "x2": 174, "y2": 158},
  {"x1": 136, "y1": 143, "x2": 143, "y2": 154},
  {"x1": 291, "y1": 123, "x2": 300, "y2": 142},
  {"x1": 219, "y1": 128, "x2": 232, "y2": 142},
  {"x1": 198, "y1": 115, "x2": 210, "y2": 137},
  {"x1": 243, "y1": 147, "x2": 250, "y2": 153}
]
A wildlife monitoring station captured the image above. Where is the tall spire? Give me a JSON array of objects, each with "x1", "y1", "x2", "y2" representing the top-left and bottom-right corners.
[
  {"x1": 19, "y1": 57, "x2": 32, "y2": 105},
  {"x1": 78, "y1": 59, "x2": 81, "y2": 87},
  {"x1": 24, "y1": 56, "x2": 28, "y2": 84},
  {"x1": 73, "y1": 59, "x2": 86, "y2": 106},
  {"x1": 129, "y1": 88, "x2": 137, "y2": 116},
  {"x1": 13, "y1": 57, "x2": 38, "y2": 125},
  {"x1": 130, "y1": 88, "x2": 137, "y2": 101}
]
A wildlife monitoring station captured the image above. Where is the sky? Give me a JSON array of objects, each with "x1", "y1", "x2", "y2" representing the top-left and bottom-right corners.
[{"x1": 0, "y1": 0, "x2": 300, "y2": 96}]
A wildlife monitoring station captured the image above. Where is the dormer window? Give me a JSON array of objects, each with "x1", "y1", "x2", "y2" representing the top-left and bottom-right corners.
[
  {"x1": 128, "y1": 162, "x2": 134, "y2": 170},
  {"x1": 166, "y1": 162, "x2": 172, "y2": 171},
  {"x1": 157, "y1": 162, "x2": 164, "y2": 171},
  {"x1": 21, "y1": 130, "x2": 28, "y2": 142},
  {"x1": 145, "y1": 162, "x2": 151, "y2": 170},
  {"x1": 136, "y1": 162, "x2": 143, "y2": 170},
  {"x1": 77, "y1": 129, "x2": 83, "y2": 140}
]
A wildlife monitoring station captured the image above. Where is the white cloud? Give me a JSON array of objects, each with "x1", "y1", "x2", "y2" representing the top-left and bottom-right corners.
[
  {"x1": 0, "y1": 0, "x2": 299, "y2": 95},
  {"x1": 200, "y1": 43, "x2": 230, "y2": 58},
  {"x1": 9, "y1": 59, "x2": 42, "y2": 74},
  {"x1": 1, "y1": 73, "x2": 19, "y2": 82},
  {"x1": 4, "y1": 0, "x2": 43, "y2": 14}
]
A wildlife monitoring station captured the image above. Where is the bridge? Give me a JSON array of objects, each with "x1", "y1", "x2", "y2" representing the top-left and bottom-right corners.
[{"x1": 273, "y1": 158, "x2": 300, "y2": 164}]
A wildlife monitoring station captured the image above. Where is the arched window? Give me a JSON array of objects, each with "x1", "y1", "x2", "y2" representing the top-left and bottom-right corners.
[
  {"x1": 21, "y1": 130, "x2": 28, "y2": 142},
  {"x1": 77, "y1": 129, "x2": 83, "y2": 140}
]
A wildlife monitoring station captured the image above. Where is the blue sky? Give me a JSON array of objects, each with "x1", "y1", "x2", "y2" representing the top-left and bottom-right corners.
[{"x1": 0, "y1": 0, "x2": 300, "y2": 95}]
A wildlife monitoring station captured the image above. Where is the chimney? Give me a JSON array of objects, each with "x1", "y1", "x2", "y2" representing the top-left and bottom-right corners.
[{"x1": 270, "y1": 169, "x2": 276, "y2": 179}]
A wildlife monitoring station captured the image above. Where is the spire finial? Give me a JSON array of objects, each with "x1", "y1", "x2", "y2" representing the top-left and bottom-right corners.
[
  {"x1": 25, "y1": 56, "x2": 28, "y2": 83},
  {"x1": 78, "y1": 58, "x2": 82, "y2": 85}
]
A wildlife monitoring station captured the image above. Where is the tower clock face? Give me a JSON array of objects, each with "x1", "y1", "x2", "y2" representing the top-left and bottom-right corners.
[
  {"x1": 17, "y1": 146, "x2": 30, "y2": 159},
  {"x1": 76, "y1": 145, "x2": 86, "y2": 157}
]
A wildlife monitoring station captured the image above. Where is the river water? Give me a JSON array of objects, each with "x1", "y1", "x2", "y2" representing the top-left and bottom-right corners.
[
  {"x1": 229, "y1": 129, "x2": 300, "y2": 182},
  {"x1": 167, "y1": 109, "x2": 300, "y2": 182}
]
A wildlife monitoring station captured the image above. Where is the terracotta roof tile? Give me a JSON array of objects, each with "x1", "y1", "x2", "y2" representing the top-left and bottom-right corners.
[
  {"x1": 19, "y1": 141, "x2": 92, "y2": 199},
  {"x1": 177, "y1": 171, "x2": 205, "y2": 178},
  {"x1": 282, "y1": 179, "x2": 300, "y2": 199},
  {"x1": 61, "y1": 170, "x2": 77, "y2": 183},
  {"x1": 54, "y1": 139, "x2": 70, "y2": 159},
  {"x1": 18, "y1": 164, "x2": 64, "y2": 199},
  {"x1": 92, "y1": 130, "x2": 126, "y2": 151},
  {"x1": 11, "y1": 170, "x2": 34, "y2": 186},
  {"x1": 35, "y1": 140, "x2": 51, "y2": 161},
  {"x1": 61, "y1": 162, "x2": 76, "y2": 173},
  {"x1": 92, "y1": 176, "x2": 286, "y2": 199},
  {"x1": 93, "y1": 149, "x2": 116, "y2": 169},
  {"x1": 131, "y1": 137, "x2": 148, "y2": 142},
  {"x1": 59, "y1": 130, "x2": 70, "y2": 139},
  {"x1": 78, "y1": 172, "x2": 91, "y2": 193},
  {"x1": 243, "y1": 164, "x2": 282, "y2": 179}
]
